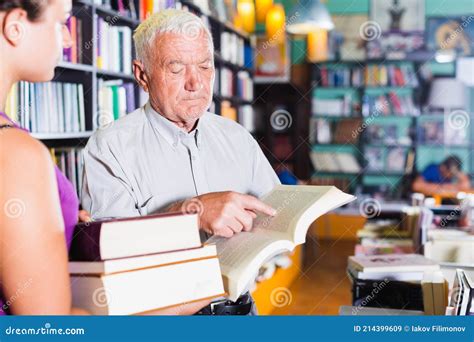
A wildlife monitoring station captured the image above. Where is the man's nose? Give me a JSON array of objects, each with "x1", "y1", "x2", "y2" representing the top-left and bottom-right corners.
[{"x1": 184, "y1": 66, "x2": 203, "y2": 92}]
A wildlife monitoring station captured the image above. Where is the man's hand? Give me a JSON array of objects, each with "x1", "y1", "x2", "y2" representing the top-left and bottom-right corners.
[{"x1": 193, "y1": 191, "x2": 276, "y2": 238}]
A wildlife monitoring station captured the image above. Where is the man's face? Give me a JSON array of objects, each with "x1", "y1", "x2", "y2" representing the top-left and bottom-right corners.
[{"x1": 146, "y1": 30, "x2": 214, "y2": 127}]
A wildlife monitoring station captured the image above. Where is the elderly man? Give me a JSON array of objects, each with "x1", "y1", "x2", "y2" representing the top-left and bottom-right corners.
[{"x1": 81, "y1": 9, "x2": 280, "y2": 314}]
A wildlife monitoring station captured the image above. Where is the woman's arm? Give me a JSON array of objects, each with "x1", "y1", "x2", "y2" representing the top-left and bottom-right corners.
[{"x1": 0, "y1": 131, "x2": 83, "y2": 315}]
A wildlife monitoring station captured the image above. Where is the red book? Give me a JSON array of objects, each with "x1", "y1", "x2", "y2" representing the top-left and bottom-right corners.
[
  {"x1": 69, "y1": 16, "x2": 77, "y2": 63},
  {"x1": 69, "y1": 212, "x2": 201, "y2": 261}
]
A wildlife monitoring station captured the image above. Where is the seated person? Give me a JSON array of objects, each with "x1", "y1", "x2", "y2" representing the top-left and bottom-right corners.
[
  {"x1": 81, "y1": 9, "x2": 279, "y2": 315},
  {"x1": 412, "y1": 155, "x2": 471, "y2": 194}
]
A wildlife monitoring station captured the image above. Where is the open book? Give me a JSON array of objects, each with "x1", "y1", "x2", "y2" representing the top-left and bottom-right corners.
[{"x1": 206, "y1": 185, "x2": 355, "y2": 301}]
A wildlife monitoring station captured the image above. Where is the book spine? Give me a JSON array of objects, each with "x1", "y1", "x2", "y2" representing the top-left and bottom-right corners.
[{"x1": 69, "y1": 222, "x2": 103, "y2": 261}]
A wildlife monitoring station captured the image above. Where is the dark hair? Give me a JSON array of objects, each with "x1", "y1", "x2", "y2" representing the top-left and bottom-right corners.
[
  {"x1": 0, "y1": 0, "x2": 48, "y2": 21},
  {"x1": 441, "y1": 155, "x2": 462, "y2": 170}
]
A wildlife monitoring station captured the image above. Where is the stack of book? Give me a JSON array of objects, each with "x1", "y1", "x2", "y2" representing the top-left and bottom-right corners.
[
  {"x1": 69, "y1": 213, "x2": 225, "y2": 315},
  {"x1": 96, "y1": 17, "x2": 132, "y2": 75},
  {"x1": 348, "y1": 254, "x2": 442, "y2": 312},
  {"x1": 422, "y1": 271, "x2": 450, "y2": 315},
  {"x1": 5, "y1": 81, "x2": 85, "y2": 134}
]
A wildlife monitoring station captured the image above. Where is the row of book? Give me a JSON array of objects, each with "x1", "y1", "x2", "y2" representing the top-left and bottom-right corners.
[
  {"x1": 220, "y1": 31, "x2": 248, "y2": 67},
  {"x1": 217, "y1": 69, "x2": 253, "y2": 101},
  {"x1": 365, "y1": 124, "x2": 412, "y2": 146},
  {"x1": 51, "y1": 147, "x2": 84, "y2": 198},
  {"x1": 361, "y1": 92, "x2": 419, "y2": 117},
  {"x1": 309, "y1": 118, "x2": 362, "y2": 145},
  {"x1": 5, "y1": 81, "x2": 86, "y2": 134},
  {"x1": 310, "y1": 152, "x2": 361, "y2": 174},
  {"x1": 96, "y1": 17, "x2": 133, "y2": 75},
  {"x1": 418, "y1": 119, "x2": 469, "y2": 146},
  {"x1": 93, "y1": 0, "x2": 175, "y2": 21},
  {"x1": 318, "y1": 64, "x2": 418, "y2": 87},
  {"x1": 63, "y1": 15, "x2": 84, "y2": 64},
  {"x1": 312, "y1": 94, "x2": 354, "y2": 116},
  {"x1": 365, "y1": 147, "x2": 414, "y2": 174},
  {"x1": 96, "y1": 79, "x2": 136, "y2": 130}
]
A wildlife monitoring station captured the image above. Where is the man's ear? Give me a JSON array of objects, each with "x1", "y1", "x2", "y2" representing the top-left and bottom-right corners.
[
  {"x1": 2, "y1": 8, "x2": 28, "y2": 46},
  {"x1": 133, "y1": 60, "x2": 149, "y2": 92}
]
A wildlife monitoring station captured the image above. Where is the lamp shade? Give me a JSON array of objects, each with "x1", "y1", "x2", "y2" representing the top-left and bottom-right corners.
[
  {"x1": 237, "y1": 0, "x2": 256, "y2": 33},
  {"x1": 287, "y1": 0, "x2": 334, "y2": 34},
  {"x1": 266, "y1": 4, "x2": 286, "y2": 45},
  {"x1": 428, "y1": 78, "x2": 466, "y2": 110},
  {"x1": 256, "y1": 0, "x2": 273, "y2": 23}
]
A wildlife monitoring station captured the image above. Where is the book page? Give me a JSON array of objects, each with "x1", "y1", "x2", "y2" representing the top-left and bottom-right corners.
[
  {"x1": 207, "y1": 231, "x2": 294, "y2": 301},
  {"x1": 254, "y1": 185, "x2": 355, "y2": 243}
]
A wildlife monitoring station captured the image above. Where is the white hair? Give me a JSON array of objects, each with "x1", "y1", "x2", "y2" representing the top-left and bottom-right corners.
[{"x1": 133, "y1": 8, "x2": 214, "y2": 68}]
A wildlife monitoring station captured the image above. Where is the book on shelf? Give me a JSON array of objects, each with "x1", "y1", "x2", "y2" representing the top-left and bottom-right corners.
[
  {"x1": 69, "y1": 213, "x2": 201, "y2": 261},
  {"x1": 311, "y1": 151, "x2": 361, "y2": 174},
  {"x1": 362, "y1": 92, "x2": 418, "y2": 117},
  {"x1": 94, "y1": 0, "x2": 174, "y2": 21},
  {"x1": 207, "y1": 185, "x2": 355, "y2": 301},
  {"x1": 63, "y1": 15, "x2": 83, "y2": 64},
  {"x1": 51, "y1": 147, "x2": 85, "y2": 198},
  {"x1": 96, "y1": 79, "x2": 136, "y2": 129},
  {"x1": 220, "y1": 100, "x2": 237, "y2": 122},
  {"x1": 70, "y1": 244, "x2": 225, "y2": 315},
  {"x1": 366, "y1": 124, "x2": 400, "y2": 145},
  {"x1": 317, "y1": 63, "x2": 418, "y2": 88},
  {"x1": 310, "y1": 118, "x2": 362, "y2": 145},
  {"x1": 348, "y1": 254, "x2": 440, "y2": 282},
  {"x1": 220, "y1": 31, "x2": 245, "y2": 66},
  {"x1": 5, "y1": 81, "x2": 86, "y2": 134},
  {"x1": 422, "y1": 271, "x2": 449, "y2": 315},
  {"x1": 365, "y1": 147, "x2": 409, "y2": 173},
  {"x1": 312, "y1": 95, "x2": 353, "y2": 116},
  {"x1": 448, "y1": 269, "x2": 474, "y2": 316},
  {"x1": 219, "y1": 67, "x2": 234, "y2": 97},
  {"x1": 96, "y1": 17, "x2": 132, "y2": 75},
  {"x1": 238, "y1": 105, "x2": 255, "y2": 133},
  {"x1": 236, "y1": 71, "x2": 253, "y2": 101}
]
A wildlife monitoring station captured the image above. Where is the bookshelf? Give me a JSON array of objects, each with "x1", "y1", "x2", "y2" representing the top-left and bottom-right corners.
[
  {"x1": 5, "y1": 0, "x2": 256, "y2": 197},
  {"x1": 309, "y1": 58, "x2": 472, "y2": 197}
]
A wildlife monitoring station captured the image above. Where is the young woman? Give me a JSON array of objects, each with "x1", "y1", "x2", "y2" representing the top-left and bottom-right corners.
[{"x1": 0, "y1": 0, "x2": 207, "y2": 315}]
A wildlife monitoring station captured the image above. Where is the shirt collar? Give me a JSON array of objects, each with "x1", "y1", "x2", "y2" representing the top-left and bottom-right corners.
[{"x1": 144, "y1": 102, "x2": 205, "y2": 149}]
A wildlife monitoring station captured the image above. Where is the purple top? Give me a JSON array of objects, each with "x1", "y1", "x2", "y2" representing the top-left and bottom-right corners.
[{"x1": 0, "y1": 111, "x2": 79, "y2": 314}]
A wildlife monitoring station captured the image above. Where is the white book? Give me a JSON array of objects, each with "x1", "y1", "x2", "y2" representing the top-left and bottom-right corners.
[
  {"x1": 70, "y1": 245, "x2": 217, "y2": 275},
  {"x1": 207, "y1": 185, "x2": 355, "y2": 301},
  {"x1": 78, "y1": 84, "x2": 85, "y2": 132},
  {"x1": 71, "y1": 257, "x2": 225, "y2": 315}
]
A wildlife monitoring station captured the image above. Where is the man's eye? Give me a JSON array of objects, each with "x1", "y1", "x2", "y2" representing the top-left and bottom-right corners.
[
  {"x1": 171, "y1": 68, "x2": 184, "y2": 74},
  {"x1": 200, "y1": 65, "x2": 211, "y2": 70}
]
